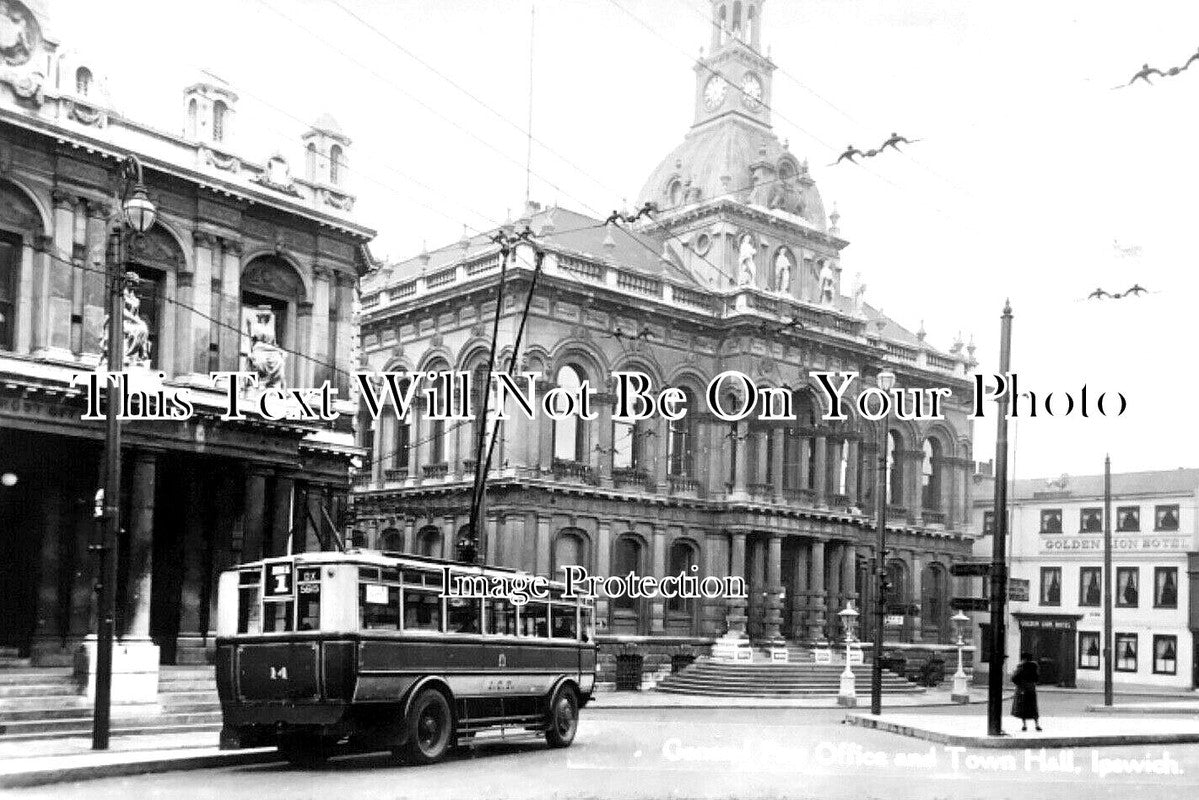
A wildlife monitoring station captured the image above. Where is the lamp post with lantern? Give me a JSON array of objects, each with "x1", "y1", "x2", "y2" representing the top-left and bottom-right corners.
[
  {"x1": 870, "y1": 369, "x2": 896, "y2": 715},
  {"x1": 951, "y1": 610, "x2": 971, "y2": 703},
  {"x1": 92, "y1": 154, "x2": 156, "y2": 751},
  {"x1": 837, "y1": 602, "x2": 860, "y2": 707}
]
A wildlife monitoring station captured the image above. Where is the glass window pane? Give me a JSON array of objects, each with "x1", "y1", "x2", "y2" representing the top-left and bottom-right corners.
[
  {"x1": 551, "y1": 605, "x2": 578, "y2": 639},
  {"x1": 297, "y1": 581, "x2": 321, "y2": 631},
  {"x1": 522, "y1": 602, "x2": 549, "y2": 637},
  {"x1": 487, "y1": 599, "x2": 518, "y2": 636},
  {"x1": 403, "y1": 590, "x2": 442, "y2": 631},
  {"x1": 447, "y1": 597, "x2": 482, "y2": 633},
  {"x1": 359, "y1": 583, "x2": 400, "y2": 630},
  {"x1": 262, "y1": 601, "x2": 294, "y2": 632},
  {"x1": 237, "y1": 585, "x2": 261, "y2": 634}
]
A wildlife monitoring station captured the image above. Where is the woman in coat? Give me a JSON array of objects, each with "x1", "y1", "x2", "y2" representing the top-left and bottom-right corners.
[{"x1": 1011, "y1": 652, "x2": 1042, "y2": 732}]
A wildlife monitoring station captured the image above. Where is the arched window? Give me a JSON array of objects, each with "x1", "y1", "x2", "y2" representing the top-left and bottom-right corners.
[
  {"x1": 187, "y1": 99, "x2": 198, "y2": 139},
  {"x1": 667, "y1": 388, "x2": 695, "y2": 477},
  {"x1": 429, "y1": 418, "x2": 445, "y2": 464},
  {"x1": 718, "y1": 4, "x2": 728, "y2": 43},
  {"x1": 380, "y1": 527, "x2": 401, "y2": 552},
  {"x1": 835, "y1": 439, "x2": 850, "y2": 495},
  {"x1": 241, "y1": 255, "x2": 305, "y2": 386},
  {"x1": 552, "y1": 364, "x2": 586, "y2": 462},
  {"x1": 213, "y1": 100, "x2": 227, "y2": 143},
  {"x1": 732, "y1": 1, "x2": 743, "y2": 37},
  {"x1": 393, "y1": 384, "x2": 411, "y2": 473},
  {"x1": 552, "y1": 529, "x2": 585, "y2": 579},
  {"x1": 76, "y1": 67, "x2": 92, "y2": 96},
  {"x1": 886, "y1": 430, "x2": 903, "y2": 505},
  {"x1": 666, "y1": 541, "x2": 697, "y2": 612},
  {"x1": 885, "y1": 561, "x2": 907, "y2": 611},
  {"x1": 668, "y1": 179, "x2": 683, "y2": 208},
  {"x1": 612, "y1": 535, "x2": 642, "y2": 609},
  {"x1": 746, "y1": 4, "x2": 756, "y2": 42},
  {"x1": 417, "y1": 526, "x2": 442, "y2": 558},
  {"x1": 330, "y1": 144, "x2": 343, "y2": 185},
  {"x1": 921, "y1": 438, "x2": 942, "y2": 510}
]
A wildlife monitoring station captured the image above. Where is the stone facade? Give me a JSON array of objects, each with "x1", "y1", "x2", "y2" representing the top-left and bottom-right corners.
[
  {"x1": 352, "y1": 0, "x2": 975, "y2": 674},
  {"x1": 0, "y1": 1, "x2": 374, "y2": 672}
]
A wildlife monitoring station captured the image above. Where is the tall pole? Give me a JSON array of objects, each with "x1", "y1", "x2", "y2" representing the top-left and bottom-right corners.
[
  {"x1": 986, "y1": 300, "x2": 1013, "y2": 737},
  {"x1": 870, "y1": 415, "x2": 887, "y2": 715},
  {"x1": 93, "y1": 229, "x2": 124, "y2": 750},
  {"x1": 1103, "y1": 454, "x2": 1113, "y2": 706}
]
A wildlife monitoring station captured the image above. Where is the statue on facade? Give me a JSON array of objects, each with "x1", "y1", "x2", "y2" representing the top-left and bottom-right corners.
[
  {"x1": 246, "y1": 305, "x2": 286, "y2": 388},
  {"x1": 818, "y1": 260, "x2": 836, "y2": 305},
  {"x1": 773, "y1": 248, "x2": 792, "y2": 293},
  {"x1": 851, "y1": 272, "x2": 867, "y2": 316},
  {"x1": 100, "y1": 272, "x2": 151, "y2": 369},
  {"x1": 737, "y1": 235, "x2": 757, "y2": 286}
]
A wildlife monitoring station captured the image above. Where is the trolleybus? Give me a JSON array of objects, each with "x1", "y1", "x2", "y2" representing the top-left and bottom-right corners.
[{"x1": 214, "y1": 549, "x2": 597, "y2": 764}]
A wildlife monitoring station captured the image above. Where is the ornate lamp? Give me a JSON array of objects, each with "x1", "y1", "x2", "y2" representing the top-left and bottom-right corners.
[
  {"x1": 951, "y1": 610, "x2": 971, "y2": 703},
  {"x1": 121, "y1": 181, "x2": 156, "y2": 233},
  {"x1": 837, "y1": 602, "x2": 860, "y2": 707}
]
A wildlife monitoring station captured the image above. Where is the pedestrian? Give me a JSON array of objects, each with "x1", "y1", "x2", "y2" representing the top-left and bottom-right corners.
[{"x1": 1011, "y1": 652, "x2": 1042, "y2": 732}]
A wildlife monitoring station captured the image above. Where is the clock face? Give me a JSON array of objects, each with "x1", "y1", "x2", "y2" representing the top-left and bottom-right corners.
[
  {"x1": 741, "y1": 74, "x2": 763, "y2": 110},
  {"x1": 703, "y1": 76, "x2": 728, "y2": 111}
]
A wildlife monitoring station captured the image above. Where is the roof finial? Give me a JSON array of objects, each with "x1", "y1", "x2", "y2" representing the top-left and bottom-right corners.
[
  {"x1": 829, "y1": 202, "x2": 841, "y2": 236},
  {"x1": 917, "y1": 320, "x2": 927, "y2": 342}
]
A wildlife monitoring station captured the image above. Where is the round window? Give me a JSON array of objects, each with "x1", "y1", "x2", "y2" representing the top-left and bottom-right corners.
[{"x1": 693, "y1": 233, "x2": 712, "y2": 256}]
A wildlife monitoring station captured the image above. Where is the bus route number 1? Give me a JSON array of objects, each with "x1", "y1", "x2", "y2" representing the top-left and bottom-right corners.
[{"x1": 266, "y1": 564, "x2": 292, "y2": 596}]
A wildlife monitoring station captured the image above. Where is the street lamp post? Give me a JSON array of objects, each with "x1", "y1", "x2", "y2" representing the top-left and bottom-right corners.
[
  {"x1": 951, "y1": 610, "x2": 971, "y2": 703},
  {"x1": 870, "y1": 369, "x2": 896, "y2": 716},
  {"x1": 837, "y1": 602, "x2": 860, "y2": 707},
  {"x1": 92, "y1": 155, "x2": 156, "y2": 751}
]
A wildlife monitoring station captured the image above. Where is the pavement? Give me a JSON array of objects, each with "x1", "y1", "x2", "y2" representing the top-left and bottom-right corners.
[
  {"x1": 0, "y1": 687, "x2": 1188, "y2": 789},
  {"x1": 1087, "y1": 699, "x2": 1199, "y2": 714},
  {"x1": 846, "y1": 711, "x2": 1199, "y2": 749}
]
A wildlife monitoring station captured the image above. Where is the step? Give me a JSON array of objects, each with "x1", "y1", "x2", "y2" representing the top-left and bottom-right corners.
[
  {"x1": 0, "y1": 668, "x2": 74, "y2": 685},
  {"x1": 0, "y1": 710, "x2": 223, "y2": 737},
  {"x1": 0, "y1": 682, "x2": 82, "y2": 698}
]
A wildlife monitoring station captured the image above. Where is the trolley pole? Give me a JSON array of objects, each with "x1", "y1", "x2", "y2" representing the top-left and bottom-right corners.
[
  {"x1": 1103, "y1": 454, "x2": 1113, "y2": 706},
  {"x1": 986, "y1": 300, "x2": 1013, "y2": 737},
  {"x1": 93, "y1": 230, "x2": 124, "y2": 751}
]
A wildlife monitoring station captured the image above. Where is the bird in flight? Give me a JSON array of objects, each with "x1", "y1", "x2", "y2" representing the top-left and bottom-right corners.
[
  {"x1": 1185, "y1": 48, "x2": 1199, "y2": 70},
  {"x1": 1087, "y1": 288, "x2": 1110, "y2": 300},
  {"x1": 831, "y1": 145, "x2": 866, "y2": 166},
  {"x1": 1124, "y1": 284, "x2": 1147, "y2": 296},
  {"x1": 880, "y1": 132, "x2": 921, "y2": 152},
  {"x1": 1119, "y1": 63, "x2": 1165, "y2": 87}
]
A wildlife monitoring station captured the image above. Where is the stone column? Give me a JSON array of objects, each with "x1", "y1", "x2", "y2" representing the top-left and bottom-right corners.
[
  {"x1": 770, "y1": 427, "x2": 785, "y2": 500},
  {"x1": 749, "y1": 537, "x2": 766, "y2": 638},
  {"x1": 123, "y1": 451, "x2": 158, "y2": 640},
  {"x1": 442, "y1": 514, "x2": 457, "y2": 560},
  {"x1": 30, "y1": 478, "x2": 65, "y2": 664},
  {"x1": 595, "y1": 521, "x2": 612, "y2": 629},
  {"x1": 813, "y1": 433, "x2": 828, "y2": 507},
  {"x1": 808, "y1": 539, "x2": 827, "y2": 640},
  {"x1": 82, "y1": 201, "x2": 109, "y2": 358},
  {"x1": 846, "y1": 438, "x2": 860, "y2": 506},
  {"x1": 909, "y1": 551, "x2": 924, "y2": 642},
  {"x1": 906, "y1": 450, "x2": 923, "y2": 525},
  {"x1": 650, "y1": 526, "x2": 666, "y2": 633},
  {"x1": 701, "y1": 530, "x2": 727, "y2": 636},
  {"x1": 594, "y1": 393, "x2": 614, "y2": 486},
  {"x1": 798, "y1": 434, "x2": 812, "y2": 492},
  {"x1": 218, "y1": 239, "x2": 242, "y2": 372},
  {"x1": 827, "y1": 543, "x2": 843, "y2": 616},
  {"x1": 535, "y1": 514, "x2": 551, "y2": 576},
  {"x1": 189, "y1": 232, "x2": 216, "y2": 374},
  {"x1": 333, "y1": 274, "x2": 355, "y2": 395},
  {"x1": 295, "y1": 301, "x2": 313, "y2": 388},
  {"x1": 48, "y1": 191, "x2": 76, "y2": 353},
  {"x1": 537, "y1": 379, "x2": 554, "y2": 472},
  {"x1": 842, "y1": 544, "x2": 858, "y2": 607},
  {"x1": 242, "y1": 469, "x2": 268, "y2": 562},
  {"x1": 725, "y1": 530, "x2": 748, "y2": 636},
  {"x1": 177, "y1": 469, "x2": 210, "y2": 663},
  {"x1": 731, "y1": 425, "x2": 748, "y2": 498},
  {"x1": 791, "y1": 539, "x2": 810, "y2": 639},
  {"x1": 764, "y1": 533, "x2": 783, "y2": 641}
]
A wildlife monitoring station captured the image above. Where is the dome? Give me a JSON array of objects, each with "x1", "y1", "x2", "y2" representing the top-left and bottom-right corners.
[
  {"x1": 312, "y1": 113, "x2": 344, "y2": 136},
  {"x1": 637, "y1": 118, "x2": 827, "y2": 231}
]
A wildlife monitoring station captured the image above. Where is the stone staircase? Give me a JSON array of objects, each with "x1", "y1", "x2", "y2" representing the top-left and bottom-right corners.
[
  {"x1": 654, "y1": 644, "x2": 927, "y2": 698},
  {"x1": 0, "y1": 665, "x2": 221, "y2": 740}
]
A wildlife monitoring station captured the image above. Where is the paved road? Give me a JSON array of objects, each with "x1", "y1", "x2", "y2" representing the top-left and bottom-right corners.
[{"x1": 10, "y1": 693, "x2": 1198, "y2": 800}]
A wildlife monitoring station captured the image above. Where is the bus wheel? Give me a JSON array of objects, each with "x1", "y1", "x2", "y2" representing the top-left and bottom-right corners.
[
  {"x1": 544, "y1": 685, "x2": 578, "y2": 748},
  {"x1": 278, "y1": 733, "x2": 331, "y2": 767},
  {"x1": 402, "y1": 688, "x2": 454, "y2": 765}
]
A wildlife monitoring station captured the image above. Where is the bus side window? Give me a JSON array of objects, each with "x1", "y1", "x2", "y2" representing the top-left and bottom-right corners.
[
  {"x1": 403, "y1": 589, "x2": 442, "y2": 632},
  {"x1": 522, "y1": 602, "x2": 549, "y2": 638},
  {"x1": 581, "y1": 606, "x2": 594, "y2": 643},
  {"x1": 551, "y1": 604, "x2": 578, "y2": 639},
  {"x1": 488, "y1": 599, "x2": 518, "y2": 636},
  {"x1": 237, "y1": 571, "x2": 261, "y2": 634},
  {"x1": 447, "y1": 597, "x2": 481, "y2": 634}
]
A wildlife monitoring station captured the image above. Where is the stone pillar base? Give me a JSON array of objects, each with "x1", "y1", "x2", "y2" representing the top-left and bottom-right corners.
[
  {"x1": 712, "y1": 632, "x2": 754, "y2": 662},
  {"x1": 72, "y1": 636, "x2": 161, "y2": 704},
  {"x1": 175, "y1": 635, "x2": 216, "y2": 665},
  {"x1": 30, "y1": 637, "x2": 76, "y2": 667}
]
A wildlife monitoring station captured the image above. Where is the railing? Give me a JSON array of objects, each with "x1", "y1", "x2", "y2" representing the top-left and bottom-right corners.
[
  {"x1": 391, "y1": 280, "x2": 417, "y2": 299},
  {"x1": 551, "y1": 458, "x2": 594, "y2": 482},
  {"x1": 352, "y1": 473, "x2": 374, "y2": 488},
  {"x1": 558, "y1": 254, "x2": 604, "y2": 281},
  {"x1": 384, "y1": 468, "x2": 409, "y2": 482},
  {"x1": 616, "y1": 270, "x2": 660, "y2": 295},
  {"x1": 747, "y1": 482, "x2": 773, "y2": 498},
  {"x1": 611, "y1": 467, "x2": 648, "y2": 489},
  {"x1": 926, "y1": 353, "x2": 956, "y2": 372},
  {"x1": 922, "y1": 510, "x2": 946, "y2": 525},
  {"x1": 361, "y1": 292, "x2": 380, "y2": 308},
  {"x1": 887, "y1": 504, "x2": 908, "y2": 520},
  {"x1": 667, "y1": 475, "x2": 700, "y2": 494},
  {"x1": 672, "y1": 286, "x2": 716, "y2": 312},
  {"x1": 464, "y1": 253, "x2": 503, "y2": 276},
  {"x1": 422, "y1": 462, "x2": 449, "y2": 479},
  {"x1": 426, "y1": 267, "x2": 456, "y2": 288},
  {"x1": 883, "y1": 342, "x2": 918, "y2": 364},
  {"x1": 831, "y1": 493, "x2": 851, "y2": 507},
  {"x1": 796, "y1": 488, "x2": 817, "y2": 506}
]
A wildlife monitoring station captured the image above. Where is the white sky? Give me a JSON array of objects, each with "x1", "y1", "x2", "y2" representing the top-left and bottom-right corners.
[{"x1": 53, "y1": 0, "x2": 1199, "y2": 479}]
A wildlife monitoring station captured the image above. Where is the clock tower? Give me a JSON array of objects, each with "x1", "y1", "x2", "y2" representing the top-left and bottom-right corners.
[{"x1": 694, "y1": 0, "x2": 775, "y2": 129}]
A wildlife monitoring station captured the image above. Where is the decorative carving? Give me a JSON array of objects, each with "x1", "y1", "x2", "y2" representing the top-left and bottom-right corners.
[
  {"x1": 0, "y1": 1, "x2": 36, "y2": 66},
  {"x1": 50, "y1": 188, "x2": 75, "y2": 210},
  {"x1": 201, "y1": 146, "x2": 239, "y2": 172},
  {"x1": 242, "y1": 256, "x2": 303, "y2": 299},
  {"x1": 319, "y1": 187, "x2": 355, "y2": 211},
  {"x1": 819, "y1": 260, "x2": 835, "y2": 305},
  {"x1": 66, "y1": 101, "x2": 106, "y2": 127},
  {"x1": 245, "y1": 305, "x2": 286, "y2": 388},
  {"x1": 251, "y1": 155, "x2": 301, "y2": 197},
  {"x1": 101, "y1": 272, "x2": 151, "y2": 369},
  {"x1": 1, "y1": 181, "x2": 39, "y2": 232},
  {"x1": 0, "y1": 64, "x2": 44, "y2": 106},
  {"x1": 127, "y1": 228, "x2": 184, "y2": 269},
  {"x1": 737, "y1": 234, "x2": 757, "y2": 286}
]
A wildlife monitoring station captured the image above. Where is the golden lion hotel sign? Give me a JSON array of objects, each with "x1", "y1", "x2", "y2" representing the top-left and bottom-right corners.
[{"x1": 1041, "y1": 535, "x2": 1186, "y2": 553}]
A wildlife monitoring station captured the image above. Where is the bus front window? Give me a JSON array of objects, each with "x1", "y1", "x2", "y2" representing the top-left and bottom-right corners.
[{"x1": 237, "y1": 570, "x2": 261, "y2": 634}]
